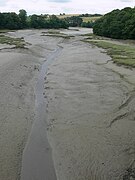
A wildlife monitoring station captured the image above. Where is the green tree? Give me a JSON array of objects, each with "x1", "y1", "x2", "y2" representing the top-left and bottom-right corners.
[
  {"x1": 65, "y1": 16, "x2": 82, "y2": 27},
  {"x1": 30, "y1": 14, "x2": 39, "y2": 28},
  {"x1": 81, "y1": 21, "x2": 94, "y2": 28},
  {"x1": 93, "y1": 7, "x2": 135, "y2": 39},
  {"x1": 0, "y1": 12, "x2": 21, "y2": 29},
  {"x1": 19, "y1": 9, "x2": 27, "y2": 28}
]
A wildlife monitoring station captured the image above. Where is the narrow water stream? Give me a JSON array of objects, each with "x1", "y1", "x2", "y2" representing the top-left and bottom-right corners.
[{"x1": 21, "y1": 45, "x2": 63, "y2": 180}]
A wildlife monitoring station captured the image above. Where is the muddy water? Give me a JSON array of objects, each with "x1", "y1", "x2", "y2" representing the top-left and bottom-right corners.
[{"x1": 21, "y1": 47, "x2": 63, "y2": 180}]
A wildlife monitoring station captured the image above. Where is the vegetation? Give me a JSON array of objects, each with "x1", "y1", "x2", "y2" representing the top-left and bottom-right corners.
[
  {"x1": 64, "y1": 15, "x2": 100, "y2": 28},
  {"x1": 0, "y1": 10, "x2": 69, "y2": 30},
  {"x1": 19, "y1": 9, "x2": 27, "y2": 28},
  {"x1": 57, "y1": 14, "x2": 81, "y2": 19},
  {"x1": 58, "y1": 13, "x2": 102, "y2": 28},
  {"x1": 80, "y1": 13, "x2": 102, "y2": 17},
  {"x1": 82, "y1": 16, "x2": 101, "y2": 23},
  {"x1": 30, "y1": 14, "x2": 68, "y2": 29},
  {"x1": 93, "y1": 41, "x2": 135, "y2": 67},
  {"x1": 0, "y1": 35, "x2": 26, "y2": 48},
  {"x1": 58, "y1": 13, "x2": 102, "y2": 19},
  {"x1": 93, "y1": 7, "x2": 135, "y2": 39},
  {"x1": 83, "y1": 34, "x2": 135, "y2": 67},
  {"x1": 0, "y1": 30, "x2": 15, "y2": 33},
  {"x1": 81, "y1": 16, "x2": 102, "y2": 28},
  {"x1": 41, "y1": 30, "x2": 74, "y2": 39},
  {"x1": 64, "y1": 16, "x2": 83, "y2": 27},
  {"x1": 0, "y1": 10, "x2": 102, "y2": 30},
  {"x1": 0, "y1": 12, "x2": 22, "y2": 29},
  {"x1": 81, "y1": 21, "x2": 95, "y2": 28}
]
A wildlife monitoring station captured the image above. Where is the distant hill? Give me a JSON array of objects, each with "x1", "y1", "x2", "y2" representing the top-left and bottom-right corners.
[{"x1": 57, "y1": 14, "x2": 102, "y2": 22}]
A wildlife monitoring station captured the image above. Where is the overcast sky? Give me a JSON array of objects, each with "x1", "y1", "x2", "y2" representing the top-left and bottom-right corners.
[{"x1": 0, "y1": 0, "x2": 135, "y2": 15}]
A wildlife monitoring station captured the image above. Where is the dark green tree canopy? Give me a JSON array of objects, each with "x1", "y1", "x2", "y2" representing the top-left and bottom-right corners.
[
  {"x1": 30, "y1": 14, "x2": 68, "y2": 29},
  {"x1": 93, "y1": 7, "x2": 135, "y2": 39},
  {"x1": 0, "y1": 12, "x2": 21, "y2": 29},
  {"x1": 19, "y1": 9, "x2": 27, "y2": 28},
  {"x1": 0, "y1": 10, "x2": 69, "y2": 30},
  {"x1": 64, "y1": 16, "x2": 83, "y2": 27},
  {"x1": 81, "y1": 21, "x2": 94, "y2": 28}
]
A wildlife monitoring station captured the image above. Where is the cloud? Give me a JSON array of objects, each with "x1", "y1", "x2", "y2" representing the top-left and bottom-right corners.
[
  {"x1": 47, "y1": 0, "x2": 71, "y2": 2},
  {"x1": 0, "y1": 0, "x2": 135, "y2": 15},
  {"x1": 120, "y1": 0, "x2": 133, "y2": 1},
  {"x1": 0, "y1": 0, "x2": 7, "y2": 6}
]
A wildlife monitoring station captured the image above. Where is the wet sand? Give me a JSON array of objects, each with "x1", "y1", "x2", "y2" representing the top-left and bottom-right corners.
[
  {"x1": 44, "y1": 31, "x2": 135, "y2": 179},
  {"x1": 0, "y1": 28, "x2": 135, "y2": 180},
  {"x1": 0, "y1": 29, "x2": 62, "y2": 180}
]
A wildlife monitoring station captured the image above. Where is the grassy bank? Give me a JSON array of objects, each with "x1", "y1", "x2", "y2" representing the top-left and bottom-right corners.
[
  {"x1": 83, "y1": 35, "x2": 135, "y2": 67},
  {"x1": 82, "y1": 16, "x2": 101, "y2": 22},
  {"x1": 0, "y1": 35, "x2": 26, "y2": 48},
  {"x1": 0, "y1": 29, "x2": 15, "y2": 33},
  {"x1": 41, "y1": 30, "x2": 74, "y2": 39},
  {"x1": 57, "y1": 14, "x2": 101, "y2": 22}
]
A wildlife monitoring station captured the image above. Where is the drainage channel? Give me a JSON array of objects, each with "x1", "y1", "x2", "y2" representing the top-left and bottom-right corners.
[{"x1": 21, "y1": 46, "x2": 63, "y2": 180}]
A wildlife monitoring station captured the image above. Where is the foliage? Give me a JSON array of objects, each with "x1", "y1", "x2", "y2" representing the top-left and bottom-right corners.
[
  {"x1": 82, "y1": 16, "x2": 101, "y2": 23},
  {"x1": 0, "y1": 10, "x2": 69, "y2": 30},
  {"x1": 19, "y1": 9, "x2": 27, "y2": 28},
  {"x1": 62, "y1": 15, "x2": 101, "y2": 27},
  {"x1": 0, "y1": 9, "x2": 101, "y2": 30},
  {"x1": 0, "y1": 35, "x2": 26, "y2": 48},
  {"x1": 64, "y1": 16, "x2": 83, "y2": 27},
  {"x1": 0, "y1": 12, "x2": 21, "y2": 30},
  {"x1": 80, "y1": 13, "x2": 102, "y2": 17},
  {"x1": 30, "y1": 14, "x2": 68, "y2": 29},
  {"x1": 81, "y1": 21, "x2": 94, "y2": 28},
  {"x1": 41, "y1": 30, "x2": 74, "y2": 39},
  {"x1": 93, "y1": 7, "x2": 135, "y2": 39},
  {"x1": 84, "y1": 36, "x2": 135, "y2": 67}
]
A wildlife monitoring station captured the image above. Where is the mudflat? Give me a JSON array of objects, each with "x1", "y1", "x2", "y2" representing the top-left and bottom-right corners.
[
  {"x1": 45, "y1": 30, "x2": 135, "y2": 179},
  {"x1": 0, "y1": 29, "x2": 62, "y2": 180},
  {"x1": 0, "y1": 28, "x2": 135, "y2": 180}
]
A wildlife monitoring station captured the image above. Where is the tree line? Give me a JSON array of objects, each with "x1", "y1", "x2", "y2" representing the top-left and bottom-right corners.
[
  {"x1": 79, "y1": 13, "x2": 102, "y2": 17},
  {"x1": 0, "y1": 10, "x2": 69, "y2": 29},
  {"x1": 64, "y1": 16, "x2": 94, "y2": 28},
  {"x1": 93, "y1": 7, "x2": 135, "y2": 39},
  {"x1": 0, "y1": 9, "x2": 98, "y2": 30}
]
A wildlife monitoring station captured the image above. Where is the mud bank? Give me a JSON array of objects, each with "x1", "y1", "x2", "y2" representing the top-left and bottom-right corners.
[
  {"x1": 0, "y1": 28, "x2": 135, "y2": 180},
  {"x1": 44, "y1": 32, "x2": 135, "y2": 179},
  {"x1": 0, "y1": 29, "x2": 63, "y2": 180}
]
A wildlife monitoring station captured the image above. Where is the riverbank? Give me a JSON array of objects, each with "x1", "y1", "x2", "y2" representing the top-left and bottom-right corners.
[
  {"x1": 0, "y1": 28, "x2": 135, "y2": 180},
  {"x1": 83, "y1": 33, "x2": 135, "y2": 67},
  {"x1": 45, "y1": 30, "x2": 135, "y2": 179},
  {"x1": 0, "y1": 29, "x2": 63, "y2": 180}
]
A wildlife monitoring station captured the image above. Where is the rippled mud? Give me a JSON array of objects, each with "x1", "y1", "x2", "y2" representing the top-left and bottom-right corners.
[
  {"x1": 44, "y1": 30, "x2": 135, "y2": 180},
  {"x1": 0, "y1": 28, "x2": 135, "y2": 180}
]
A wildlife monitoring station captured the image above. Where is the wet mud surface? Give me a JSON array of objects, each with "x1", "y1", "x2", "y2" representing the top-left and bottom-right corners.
[
  {"x1": 44, "y1": 30, "x2": 135, "y2": 179},
  {"x1": 0, "y1": 28, "x2": 135, "y2": 180}
]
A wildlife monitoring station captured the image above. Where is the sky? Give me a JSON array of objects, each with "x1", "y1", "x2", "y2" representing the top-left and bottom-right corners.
[{"x1": 0, "y1": 0, "x2": 135, "y2": 15}]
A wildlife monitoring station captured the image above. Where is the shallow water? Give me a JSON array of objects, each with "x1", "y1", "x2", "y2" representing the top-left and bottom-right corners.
[{"x1": 21, "y1": 45, "x2": 63, "y2": 180}]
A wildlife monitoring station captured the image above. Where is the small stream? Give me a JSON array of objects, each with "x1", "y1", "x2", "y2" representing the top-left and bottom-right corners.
[{"x1": 21, "y1": 45, "x2": 63, "y2": 180}]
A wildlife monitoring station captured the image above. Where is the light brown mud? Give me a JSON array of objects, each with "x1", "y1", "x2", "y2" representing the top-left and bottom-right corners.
[
  {"x1": 44, "y1": 30, "x2": 135, "y2": 180},
  {"x1": 0, "y1": 28, "x2": 135, "y2": 180},
  {"x1": 0, "y1": 29, "x2": 63, "y2": 180}
]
